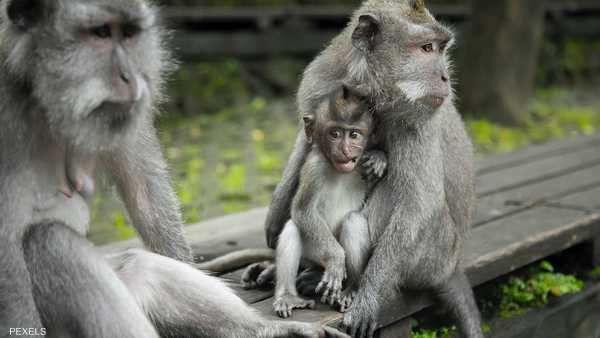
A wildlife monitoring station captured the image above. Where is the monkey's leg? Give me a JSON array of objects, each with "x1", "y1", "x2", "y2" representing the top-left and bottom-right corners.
[
  {"x1": 0, "y1": 242, "x2": 44, "y2": 335},
  {"x1": 435, "y1": 269, "x2": 484, "y2": 338},
  {"x1": 273, "y1": 221, "x2": 316, "y2": 318},
  {"x1": 22, "y1": 221, "x2": 159, "y2": 338},
  {"x1": 338, "y1": 212, "x2": 370, "y2": 312},
  {"x1": 109, "y1": 249, "x2": 347, "y2": 338}
]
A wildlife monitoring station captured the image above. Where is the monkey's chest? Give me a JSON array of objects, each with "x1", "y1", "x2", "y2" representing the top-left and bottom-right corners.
[
  {"x1": 30, "y1": 155, "x2": 94, "y2": 237},
  {"x1": 316, "y1": 173, "x2": 367, "y2": 232}
]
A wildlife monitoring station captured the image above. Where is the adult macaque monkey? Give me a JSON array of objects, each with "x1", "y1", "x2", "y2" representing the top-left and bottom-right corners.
[
  {"x1": 274, "y1": 86, "x2": 384, "y2": 318},
  {"x1": 0, "y1": 1, "x2": 349, "y2": 337},
  {"x1": 251, "y1": 0, "x2": 484, "y2": 337}
]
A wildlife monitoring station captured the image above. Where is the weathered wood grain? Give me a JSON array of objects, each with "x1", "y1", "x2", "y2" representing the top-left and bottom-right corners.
[
  {"x1": 476, "y1": 134, "x2": 600, "y2": 175},
  {"x1": 474, "y1": 165, "x2": 600, "y2": 227}
]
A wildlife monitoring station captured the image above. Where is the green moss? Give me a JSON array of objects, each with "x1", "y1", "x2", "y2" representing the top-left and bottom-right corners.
[
  {"x1": 412, "y1": 326, "x2": 457, "y2": 338},
  {"x1": 589, "y1": 266, "x2": 600, "y2": 278},
  {"x1": 468, "y1": 87, "x2": 600, "y2": 154},
  {"x1": 498, "y1": 261, "x2": 584, "y2": 319}
]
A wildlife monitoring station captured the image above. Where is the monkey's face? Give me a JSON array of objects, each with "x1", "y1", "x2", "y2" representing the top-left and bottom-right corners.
[
  {"x1": 350, "y1": 1, "x2": 454, "y2": 115},
  {"x1": 2, "y1": 0, "x2": 170, "y2": 151},
  {"x1": 304, "y1": 86, "x2": 372, "y2": 174},
  {"x1": 320, "y1": 124, "x2": 369, "y2": 174}
]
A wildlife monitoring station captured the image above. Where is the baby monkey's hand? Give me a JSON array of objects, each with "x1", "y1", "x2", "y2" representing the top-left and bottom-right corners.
[{"x1": 360, "y1": 150, "x2": 387, "y2": 182}]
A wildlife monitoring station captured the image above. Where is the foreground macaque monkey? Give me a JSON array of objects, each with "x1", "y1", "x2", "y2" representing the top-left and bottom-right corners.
[
  {"x1": 247, "y1": 0, "x2": 485, "y2": 337},
  {"x1": 274, "y1": 87, "x2": 385, "y2": 318},
  {"x1": 0, "y1": 1, "x2": 349, "y2": 337}
]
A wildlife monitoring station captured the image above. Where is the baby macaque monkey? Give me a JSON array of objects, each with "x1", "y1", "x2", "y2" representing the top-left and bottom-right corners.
[{"x1": 274, "y1": 86, "x2": 385, "y2": 318}]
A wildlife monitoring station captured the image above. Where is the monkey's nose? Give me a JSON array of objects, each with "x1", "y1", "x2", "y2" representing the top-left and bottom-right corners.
[
  {"x1": 441, "y1": 75, "x2": 448, "y2": 82},
  {"x1": 120, "y1": 72, "x2": 130, "y2": 84}
]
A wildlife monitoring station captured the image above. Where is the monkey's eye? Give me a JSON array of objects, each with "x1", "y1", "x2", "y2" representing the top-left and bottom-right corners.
[
  {"x1": 421, "y1": 43, "x2": 434, "y2": 53},
  {"x1": 349, "y1": 131, "x2": 362, "y2": 140},
  {"x1": 330, "y1": 130, "x2": 342, "y2": 139},
  {"x1": 91, "y1": 25, "x2": 112, "y2": 39},
  {"x1": 123, "y1": 24, "x2": 141, "y2": 39}
]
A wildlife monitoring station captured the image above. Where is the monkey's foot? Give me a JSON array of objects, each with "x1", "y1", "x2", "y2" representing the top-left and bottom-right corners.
[
  {"x1": 273, "y1": 294, "x2": 316, "y2": 318},
  {"x1": 316, "y1": 265, "x2": 346, "y2": 305},
  {"x1": 241, "y1": 261, "x2": 275, "y2": 289},
  {"x1": 339, "y1": 296, "x2": 379, "y2": 338},
  {"x1": 336, "y1": 289, "x2": 356, "y2": 313}
]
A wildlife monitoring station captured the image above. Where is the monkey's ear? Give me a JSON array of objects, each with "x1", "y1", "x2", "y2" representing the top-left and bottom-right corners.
[
  {"x1": 302, "y1": 115, "x2": 315, "y2": 144},
  {"x1": 352, "y1": 14, "x2": 380, "y2": 53},
  {"x1": 6, "y1": 0, "x2": 45, "y2": 30}
]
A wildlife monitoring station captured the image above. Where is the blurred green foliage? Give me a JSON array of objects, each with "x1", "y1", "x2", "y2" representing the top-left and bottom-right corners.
[
  {"x1": 412, "y1": 326, "x2": 458, "y2": 338},
  {"x1": 498, "y1": 261, "x2": 584, "y2": 318}
]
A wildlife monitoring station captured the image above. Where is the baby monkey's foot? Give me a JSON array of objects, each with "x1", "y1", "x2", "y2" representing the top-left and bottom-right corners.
[
  {"x1": 273, "y1": 294, "x2": 316, "y2": 318},
  {"x1": 336, "y1": 289, "x2": 356, "y2": 313},
  {"x1": 316, "y1": 264, "x2": 346, "y2": 306}
]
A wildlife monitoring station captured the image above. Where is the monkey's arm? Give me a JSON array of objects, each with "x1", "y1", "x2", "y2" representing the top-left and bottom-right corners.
[
  {"x1": 265, "y1": 131, "x2": 310, "y2": 249},
  {"x1": 103, "y1": 123, "x2": 193, "y2": 263}
]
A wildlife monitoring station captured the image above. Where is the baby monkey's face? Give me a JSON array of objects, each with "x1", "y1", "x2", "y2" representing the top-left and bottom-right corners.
[
  {"x1": 319, "y1": 122, "x2": 370, "y2": 173},
  {"x1": 303, "y1": 86, "x2": 373, "y2": 173}
]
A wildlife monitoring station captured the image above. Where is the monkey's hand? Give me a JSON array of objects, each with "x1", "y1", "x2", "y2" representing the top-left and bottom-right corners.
[
  {"x1": 316, "y1": 255, "x2": 346, "y2": 306},
  {"x1": 336, "y1": 289, "x2": 356, "y2": 313},
  {"x1": 241, "y1": 261, "x2": 276, "y2": 289},
  {"x1": 273, "y1": 294, "x2": 316, "y2": 318},
  {"x1": 359, "y1": 150, "x2": 387, "y2": 182},
  {"x1": 339, "y1": 294, "x2": 380, "y2": 338}
]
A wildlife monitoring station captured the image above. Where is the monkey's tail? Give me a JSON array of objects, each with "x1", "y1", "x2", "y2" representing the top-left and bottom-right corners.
[{"x1": 194, "y1": 248, "x2": 274, "y2": 273}]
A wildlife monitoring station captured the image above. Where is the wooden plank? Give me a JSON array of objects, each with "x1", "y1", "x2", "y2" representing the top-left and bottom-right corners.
[
  {"x1": 550, "y1": 185, "x2": 600, "y2": 212},
  {"x1": 550, "y1": 186, "x2": 600, "y2": 267},
  {"x1": 474, "y1": 165, "x2": 600, "y2": 227},
  {"x1": 475, "y1": 147, "x2": 600, "y2": 197},
  {"x1": 100, "y1": 207, "x2": 268, "y2": 257},
  {"x1": 475, "y1": 134, "x2": 600, "y2": 175},
  {"x1": 172, "y1": 31, "x2": 339, "y2": 59},
  {"x1": 465, "y1": 209, "x2": 600, "y2": 286}
]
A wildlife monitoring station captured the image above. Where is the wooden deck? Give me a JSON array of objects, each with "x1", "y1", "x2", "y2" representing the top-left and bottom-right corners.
[{"x1": 101, "y1": 133, "x2": 600, "y2": 335}]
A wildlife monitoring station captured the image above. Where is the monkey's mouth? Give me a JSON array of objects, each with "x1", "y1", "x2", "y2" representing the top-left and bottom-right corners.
[
  {"x1": 334, "y1": 158, "x2": 358, "y2": 173},
  {"x1": 417, "y1": 95, "x2": 445, "y2": 109}
]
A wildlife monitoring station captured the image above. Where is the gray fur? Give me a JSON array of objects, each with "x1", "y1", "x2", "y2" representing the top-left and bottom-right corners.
[
  {"x1": 0, "y1": 1, "x2": 350, "y2": 337},
  {"x1": 260, "y1": 1, "x2": 483, "y2": 337},
  {"x1": 274, "y1": 90, "x2": 384, "y2": 318}
]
